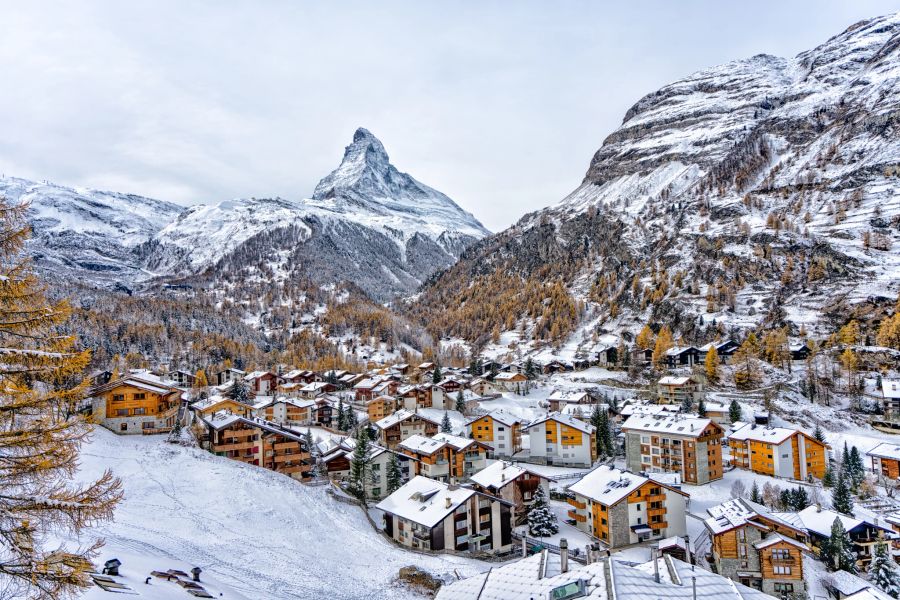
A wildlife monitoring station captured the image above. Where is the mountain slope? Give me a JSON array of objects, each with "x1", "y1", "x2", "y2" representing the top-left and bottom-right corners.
[
  {"x1": 145, "y1": 128, "x2": 489, "y2": 300},
  {"x1": 0, "y1": 176, "x2": 184, "y2": 287},
  {"x1": 411, "y1": 13, "x2": 900, "y2": 356}
]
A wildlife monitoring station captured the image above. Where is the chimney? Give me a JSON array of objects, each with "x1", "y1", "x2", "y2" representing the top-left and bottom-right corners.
[
  {"x1": 522, "y1": 536, "x2": 528, "y2": 557},
  {"x1": 191, "y1": 566, "x2": 202, "y2": 582},
  {"x1": 585, "y1": 544, "x2": 592, "y2": 564},
  {"x1": 445, "y1": 497, "x2": 452, "y2": 509},
  {"x1": 560, "y1": 538, "x2": 569, "y2": 573},
  {"x1": 652, "y1": 547, "x2": 660, "y2": 583},
  {"x1": 692, "y1": 576, "x2": 697, "y2": 600},
  {"x1": 816, "y1": 502, "x2": 822, "y2": 513}
]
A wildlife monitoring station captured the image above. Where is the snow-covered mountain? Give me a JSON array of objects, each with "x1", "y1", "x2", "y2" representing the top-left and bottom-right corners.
[
  {"x1": 414, "y1": 13, "x2": 900, "y2": 353},
  {"x1": 0, "y1": 176, "x2": 184, "y2": 287},
  {"x1": 7, "y1": 129, "x2": 488, "y2": 300},
  {"x1": 143, "y1": 128, "x2": 489, "y2": 300}
]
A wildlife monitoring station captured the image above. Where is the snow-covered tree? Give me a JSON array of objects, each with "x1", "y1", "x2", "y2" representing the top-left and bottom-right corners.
[
  {"x1": 832, "y1": 470, "x2": 854, "y2": 515},
  {"x1": 526, "y1": 486, "x2": 558, "y2": 537},
  {"x1": 336, "y1": 399, "x2": 347, "y2": 431},
  {"x1": 870, "y1": 541, "x2": 900, "y2": 598},
  {"x1": 349, "y1": 427, "x2": 371, "y2": 501},
  {"x1": 730, "y1": 479, "x2": 746, "y2": 499},
  {"x1": 432, "y1": 362, "x2": 442, "y2": 384},
  {"x1": 820, "y1": 517, "x2": 858, "y2": 574},
  {"x1": 750, "y1": 481, "x2": 762, "y2": 503},
  {"x1": 697, "y1": 398, "x2": 707, "y2": 417},
  {"x1": 230, "y1": 377, "x2": 251, "y2": 404},
  {"x1": 0, "y1": 200, "x2": 123, "y2": 598},
  {"x1": 455, "y1": 390, "x2": 466, "y2": 414},
  {"x1": 386, "y1": 452, "x2": 403, "y2": 494},
  {"x1": 813, "y1": 423, "x2": 826, "y2": 444},
  {"x1": 824, "y1": 463, "x2": 836, "y2": 488},
  {"x1": 441, "y1": 411, "x2": 452, "y2": 433},
  {"x1": 524, "y1": 358, "x2": 537, "y2": 380}
]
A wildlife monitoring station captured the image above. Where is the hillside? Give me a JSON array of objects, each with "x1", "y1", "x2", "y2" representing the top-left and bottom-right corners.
[
  {"x1": 410, "y1": 13, "x2": 900, "y2": 357},
  {"x1": 75, "y1": 428, "x2": 483, "y2": 599}
]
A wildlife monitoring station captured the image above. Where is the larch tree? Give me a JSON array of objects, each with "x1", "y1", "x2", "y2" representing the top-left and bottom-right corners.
[
  {"x1": 0, "y1": 201, "x2": 123, "y2": 599},
  {"x1": 704, "y1": 346, "x2": 719, "y2": 382},
  {"x1": 651, "y1": 326, "x2": 673, "y2": 368},
  {"x1": 636, "y1": 325, "x2": 654, "y2": 351},
  {"x1": 193, "y1": 369, "x2": 208, "y2": 388}
]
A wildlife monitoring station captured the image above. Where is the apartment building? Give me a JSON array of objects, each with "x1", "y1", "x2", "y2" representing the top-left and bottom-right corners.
[
  {"x1": 523, "y1": 413, "x2": 596, "y2": 468},
  {"x1": 465, "y1": 410, "x2": 523, "y2": 457},
  {"x1": 622, "y1": 414, "x2": 725, "y2": 484},
  {"x1": 728, "y1": 424, "x2": 827, "y2": 480}
]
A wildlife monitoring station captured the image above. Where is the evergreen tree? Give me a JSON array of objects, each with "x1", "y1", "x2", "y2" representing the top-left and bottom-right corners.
[
  {"x1": 468, "y1": 357, "x2": 480, "y2": 377},
  {"x1": 832, "y1": 470, "x2": 854, "y2": 515},
  {"x1": 848, "y1": 446, "x2": 864, "y2": 489},
  {"x1": 697, "y1": 398, "x2": 707, "y2": 417},
  {"x1": 386, "y1": 452, "x2": 403, "y2": 494},
  {"x1": 820, "y1": 517, "x2": 858, "y2": 574},
  {"x1": 349, "y1": 427, "x2": 372, "y2": 501},
  {"x1": 343, "y1": 403, "x2": 356, "y2": 431},
  {"x1": 790, "y1": 486, "x2": 810, "y2": 511},
  {"x1": 441, "y1": 411, "x2": 452, "y2": 434},
  {"x1": 681, "y1": 393, "x2": 693, "y2": 413},
  {"x1": 432, "y1": 362, "x2": 442, "y2": 384},
  {"x1": 524, "y1": 358, "x2": 537, "y2": 380},
  {"x1": 597, "y1": 411, "x2": 612, "y2": 458},
  {"x1": 590, "y1": 405, "x2": 605, "y2": 458},
  {"x1": 729, "y1": 398, "x2": 742, "y2": 423},
  {"x1": 0, "y1": 201, "x2": 123, "y2": 598},
  {"x1": 813, "y1": 423, "x2": 826, "y2": 444},
  {"x1": 455, "y1": 390, "x2": 466, "y2": 414},
  {"x1": 870, "y1": 541, "x2": 900, "y2": 598},
  {"x1": 526, "y1": 486, "x2": 558, "y2": 537},
  {"x1": 336, "y1": 399, "x2": 346, "y2": 431},
  {"x1": 230, "y1": 377, "x2": 251, "y2": 404},
  {"x1": 749, "y1": 481, "x2": 762, "y2": 504},
  {"x1": 823, "y1": 463, "x2": 836, "y2": 488}
]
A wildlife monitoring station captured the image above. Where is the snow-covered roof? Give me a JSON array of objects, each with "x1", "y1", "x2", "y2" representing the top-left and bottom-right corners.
[
  {"x1": 525, "y1": 412, "x2": 594, "y2": 434},
  {"x1": 494, "y1": 372, "x2": 525, "y2": 381},
  {"x1": 883, "y1": 379, "x2": 900, "y2": 399},
  {"x1": 465, "y1": 410, "x2": 522, "y2": 427},
  {"x1": 753, "y1": 532, "x2": 808, "y2": 551},
  {"x1": 824, "y1": 569, "x2": 887, "y2": 598},
  {"x1": 866, "y1": 442, "x2": 900, "y2": 460},
  {"x1": 618, "y1": 403, "x2": 681, "y2": 418},
  {"x1": 704, "y1": 498, "x2": 803, "y2": 536},
  {"x1": 95, "y1": 373, "x2": 180, "y2": 396},
  {"x1": 621, "y1": 414, "x2": 717, "y2": 437},
  {"x1": 470, "y1": 461, "x2": 542, "y2": 491},
  {"x1": 374, "y1": 408, "x2": 438, "y2": 430},
  {"x1": 432, "y1": 432, "x2": 477, "y2": 451},
  {"x1": 547, "y1": 389, "x2": 591, "y2": 403},
  {"x1": 376, "y1": 476, "x2": 476, "y2": 528},
  {"x1": 658, "y1": 376, "x2": 693, "y2": 386},
  {"x1": 354, "y1": 377, "x2": 382, "y2": 389},
  {"x1": 299, "y1": 381, "x2": 330, "y2": 392},
  {"x1": 794, "y1": 505, "x2": 892, "y2": 537},
  {"x1": 568, "y1": 466, "x2": 651, "y2": 506},
  {"x1": 399, "y1": 432, "x2": 477, "y2": 455},
  {"x1": 728, "y1": 424, "x2": 799, "y2": 445},
  {"x1": 665, "y1": 346, "x2": 698, "y2": 356}
]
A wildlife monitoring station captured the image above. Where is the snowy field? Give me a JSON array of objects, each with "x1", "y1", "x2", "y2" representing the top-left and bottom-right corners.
[{"x1": 74, "y1": 428, "x2": 485, "y2": 600}]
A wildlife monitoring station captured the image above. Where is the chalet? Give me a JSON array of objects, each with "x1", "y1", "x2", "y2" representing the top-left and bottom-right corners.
[
  {"x1": 469, "y1": 461, "x2": 550, "y2": 524},
  {"x1": 789, "y1": 343, "x2": 811, "y2": 361},
  {"x1": 704, "y1": 498, "x2": 809, "y2": 597},
  {"x1": 367, "y1": 395, "x2": 399, "y2": 422},
  {"x1": 493, "y1": 371, "x2": 528, "y2": 393},
  {"x1": 658, "y1": 536, "x2": 692, "y2": 563},
  {"x1": 656, "y1": 375, "x2": 704, "y2": 405},
  {"x1": 90, "y1": 373, "x2": 182, "y2": 435},
  {"x1": 728, "y1": 424, "x2": 828, "y2": 480},
  {"x1": 523, "y1": 413, "x2": 596, "y2": 467},
  {"x1": 281, "y1": 369, "x2": 320, "y2": 385},
  {"x1": 243, "y1": 370, "x2": 278, "y2": 395},
  {"x1": 664, "y1": 346, "x2": 701, "y2": 368},
  {"x1": 699, "y1": 340, "x2": 740, "y2": 364},
  {"x1": 547, "y1": 389, "x2": 594, "y2": 412},
  {"x1": 297, "y1": 381, "x2": 335, "y2": 399},
  {"x1": 789, "y1": 505, "x2": 895, "y2": 569},
  {"x1": 435, "y1": 551, "x2": 773, "y2": 600},
  {"x1": 867, "y1": 442, "x2": 900, "y2": 481},
  {"x1": 216, "y1": 368, "x2": 245, "y2": 386},
  {"x1": 199, "y1": 413, "x2": 312, "y2": 480},
  {"x1": 376, "y1": 476, "x2": 513, "y2": 555},
  {"x1": 882, "y1": 379, "x2": 900, "y2": 419},
  {"x1": 397, "y1": 385, "x2": 431, "y2": 411},
  {"x1": 595, "y1": 346, "x2": 618, "y2": 367},
  {"x1": 398, "y1": 433, "x2": 489, "y2": 484},
  {"x1": 702, "y1": 400, "x2": 732, "y2": 426},
  {"x1": 468, "y1": 377, "x2": 503, "y2": 397},
  {"x1": 622, "y1": 414, "x2": 724, "y2": 484},
  {"x1": 254, "y1": 397, "x2": 316, "y2": 427},
  {"x1": 435, "y1": 377, "x2": 464, "y2": 395},
  {"x1": 190, "y1": 394, "x2": 254, "y2": 419},
  {"x1": 339, "y1": 373, "x2": 364, "y2": 389},
  {"x1": 542, "y1": 360, "x2": 570, "y2": 374},
  {"x1": 353, "y1": 377, "x2": 385, "y2": 403},
  {"x1": 466, "y1": 410, "x2": 523, "y2": 458},
  {"x1": 432, "y1": 387, "x2": 481, "y2": 412},
  {"x1": 566, "y1": 465, "x2": 689, "y2": 548},
  {"x1": 313, "y1": 397, "x2": 335, "y2": 427},
  {"x1": 323, "y1": 440, "x2": 416, "y2": 500},
  {"x1": 169, "y1": 369, "x2": 197, "y2": 388},
  {"x1": 374, "y1": 409, "x2": 440, "y2": 449}
]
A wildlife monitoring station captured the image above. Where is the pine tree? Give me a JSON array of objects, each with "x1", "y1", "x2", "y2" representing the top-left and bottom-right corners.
[
  {"x1": 230, "y1": 377, "x2": 251, "y2": 404},
  {"x1": 441, "y1": 411, "x2": 452, "y2": 433},
  {"x1": 455, "y1": 390, "x2": 466, "y2": 414},
  {"x1": 524, "y1": 358, "x2": 537, "y2": 380},
  {"x1": 597, "y1": 410, "x2": 612, "y2": 458},
  {"x1": 848, "y1": 446, "x2": 864, "y2": 490},
  {"x1": 820, "y1": 517, "x2": 858, "y2": 573},
  {"x1": 0, "y1": 201, "x2": 123, "y2": 598},
  {"x1": 343, "y1": 403, "x2": 356, "y2": 432},
  {"x1": 386, "y1": 452, "x2": 403, "y2": 494},
  {"x1": 526, "y1": 486, "x2": 558, "y2": 537},
  {"x1": 729, "y1": 398, "x2": 742, "y2": 423},
  {"x1": 870, "y1": 541, "x2": 900, "y2": 598},
  {"x1": 432, "y1": 362, "x2": 442, "y2": 384},
  {"x1": 349, "y1": 427, "x2": 371, "y2": 501},
  {"x1": 705, "y1": 346, "x2": 719, "y2": 382},
  {"x1": 750, "y1": 481, "x2": 762, "y2": 504},
  {"x1": 813, "y1": 423, "x2": 826, "y2": 444},
  {"x1": 790, "y1": 486, "x2": 810, "y2": 511},
  {"x1": 590, "y1": 405, "x2": 605, "y2": 458},
  {"x1": 336, "y1": 399, "x2": 346, "y2": 431},
  {"x1": 832, "y1": 470, "x2": 854, "y2": 515},
  {"x1": 697, "y1": 398, "x2": 707, "y2": 417},
  {"x1": 681, "y1": 393, "x2": 693, "y2": 413},
  {"x1": 823, "y1": 463, "x2": 836, "y2": 488}
]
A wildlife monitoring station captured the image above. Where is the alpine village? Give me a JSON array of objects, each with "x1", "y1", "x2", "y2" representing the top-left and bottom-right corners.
[{"x1": 4, "y1": 7, "x2": 900, "y2": 600}]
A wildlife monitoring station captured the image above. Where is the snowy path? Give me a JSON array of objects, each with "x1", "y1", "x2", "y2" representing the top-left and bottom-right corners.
[{"x1": 75, "y1": 428, "x2": 484, "y2": 599}]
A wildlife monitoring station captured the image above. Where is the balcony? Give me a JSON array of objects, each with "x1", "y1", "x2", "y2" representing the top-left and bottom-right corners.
[
  {"x1": 214, "y1": 440, "x2": 257, "y2": 452},
  {"x1": 273, "y1": 452, "x2": 310, "y2": 463},
  {"x1": 567, "y1": 510, "x2": 587, "y2": 522},
  {"x1": 567, "y1": 497, "x2": 587, "y2": 510},
  {"x1": 273, "y1": 441, "x2": 300, "y2": 451},
  {"x1": 769, "y1": 556, "x2": 796, "y2": 565}
]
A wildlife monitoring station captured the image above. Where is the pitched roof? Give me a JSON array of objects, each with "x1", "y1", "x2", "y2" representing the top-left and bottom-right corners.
[
  {"x1": 465, "y1": 410, "x2": 522, "y2": 427},
  {"x1": 621, "y1": 414, "x2": 718, "y2": 437},
  {"x1": 866, "y1": 442, "x2": 900, "y2": 460},
  {"x1": 658, "y1": 375, "x2": 693, "y2": 386},
  {"x1": 374, "y1": 408, "x2": 439, "y2": 430},
  {"x1": 728, "y1": 424, "x2": 801, "y2": 445},
  {"x1": 567, "y1": 466, "x2": 650, "y2": 506},
  {"x1": 704, "y1": 498, "x2": 802, "y2": 536},
  {"x1": 525, "y1": 412, "x2": 594, "y2": 434},
  {"x1": 470, "y1": 461, "x2": 542, "y2": 491},
  {"x1": 375, "y1": 476, "x2": 476, "y2": 528},
  {"x1": 753, "y1": 532, "x2": 808, "y2": 551}
]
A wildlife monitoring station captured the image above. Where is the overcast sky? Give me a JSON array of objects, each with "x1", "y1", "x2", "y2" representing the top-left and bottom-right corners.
[{"x1": 0, "y1": 1, "x2": 897, "y2": 231}]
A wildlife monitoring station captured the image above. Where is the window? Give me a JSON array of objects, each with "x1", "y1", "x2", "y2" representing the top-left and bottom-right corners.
[
  {"x1": 112, "y1": 394, "x2": 125, "y2": 402},
  {"x1": 116, "y1": 409, "x2": 128, "y2": 416},
  {"x1": 372, "y1": 488, "x2": 381, "y2": 497},
  {"x1": 641, "y1": 435, "x2": 650, "y2": 443},
  {"x1": 133, "y1": 393, "x2": 146, "y2": 400},
  {"x1": 120, "y1": 423, "x2": 127, "y2": 431},
  {"x1": 372, "y1": 463, "x2": 381, "y2": 471},
  {"x1": 771, "y1": 549, "x2": 790, "y2": 560},
  {"x1": 142, "y1": 422, "x2": 154, "y2": 430},
  {"x1": 774, "y1": 584, "x2": 794, "y2": 593},
  {"x1": 773, "y1": 566, "x2": 792, "y2": 575},
  {"x1": 133, "y1": 407, "x2": 146, "y2": 416}
]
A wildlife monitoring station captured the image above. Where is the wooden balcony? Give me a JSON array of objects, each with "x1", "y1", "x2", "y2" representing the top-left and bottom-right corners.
[
  {"x1": 277, "y1": 464, "x2": 310, "y2": 474},
  {"x1": 273, "y1": 452, "x2": 310, "y2": 463},
  {"x1": 273, "y1": 441, "x2": 301, "y2": 451},
  {"x1": 769, "y1": 556, "x2": 796, "y2": 565},
  {"x1": 224, "y1": 429, "x2": 256, "y2": 438},
  {"x1": 648, "y1": 507, "x2": 667, "y2": 517},
  {"x1": 214, "y1": 440, "x2": 257, "y2": 452},
  {"x1": 567, "y1": 497, "x2": 587, "y2": 510},
  {"x1": 567, "y1": 510, "x2": 586, "y2": 522}
]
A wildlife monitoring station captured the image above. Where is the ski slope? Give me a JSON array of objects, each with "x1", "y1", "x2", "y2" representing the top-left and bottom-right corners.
[{"x1": 74, "y1": 428, "x2": 485, "y2": 599}]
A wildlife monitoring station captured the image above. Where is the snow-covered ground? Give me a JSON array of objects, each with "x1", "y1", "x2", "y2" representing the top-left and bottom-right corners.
[{"x1": 74, "y1": 428, "x2": 484, "y2": 600}]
